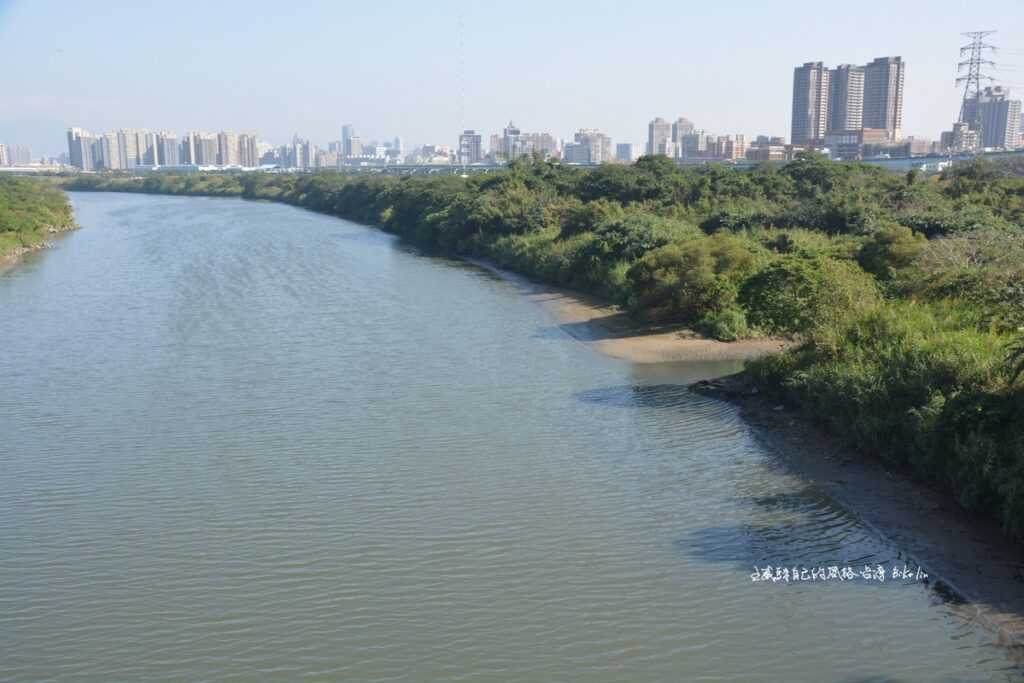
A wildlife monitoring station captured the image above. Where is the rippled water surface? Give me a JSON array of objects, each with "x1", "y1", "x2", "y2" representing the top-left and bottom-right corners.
[{"x1": 1, "y1": 192, "x2": 1020, "y2": 682}]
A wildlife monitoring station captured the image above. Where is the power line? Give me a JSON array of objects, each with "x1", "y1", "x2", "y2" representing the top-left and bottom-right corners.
[{"x1": 956, "y1": 30, "x2": 998, "y2": 145}]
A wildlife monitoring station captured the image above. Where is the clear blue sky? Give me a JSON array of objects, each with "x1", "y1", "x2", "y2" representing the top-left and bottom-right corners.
[{"x1": 1, "y1": 0, "x2": 1023, "y2": 156}]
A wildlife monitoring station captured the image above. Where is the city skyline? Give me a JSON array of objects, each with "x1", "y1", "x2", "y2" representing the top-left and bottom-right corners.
[
  {"x1": 2, "y1": 0, "x2": 1024, "y2": 157},
  {"x1": 46, "y1": 50, "x2": 1022, "y2": 172}
]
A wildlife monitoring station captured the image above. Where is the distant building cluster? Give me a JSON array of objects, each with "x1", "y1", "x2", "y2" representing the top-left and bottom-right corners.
[
  {"x1": 66, "y1": 128, "x2": 264, "y2": 171},
  {"x1": 940, "y1": 86, "x2": 1021, "y2": 153},
  {"x1": 59, "y1": 67, "x2": 1024, "y2": 174},
  {"x1": 789, "y1": 54, "x2": 1022, "y2": 159},
  {"x1": 0, "y1": 143, "x2": 34, "y2": 167},
  {"x1": 790, "y1": 56, "x2": 908, "y2": 159},
  {"x1": 453, "y1": 122, "x2": 614, "y2": 166},
  {"x1": 63, "y1": 119, "x2": 629, "y2": 171},
  {"x1": 643, "y1": 116, "x2": 748, "y2": 163},
  {"x1": 486, "y1": 122, "x2": 560, "y2": 163}
]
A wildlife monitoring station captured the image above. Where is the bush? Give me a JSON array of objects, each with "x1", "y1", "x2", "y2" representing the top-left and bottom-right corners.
[
  {"x1": 625, "y1": 233, "x2": 759, "y2": 322},
  {"x1": 738, "y1": 256, "x2": 880, "y2": 342},
  {"x1": 698, "y1": 307, "x2": 751, "y2": 341},
  {"x1": 857, "y1": 224, "x2": 927, "y2": 280},
  {"x1": 558, "y1": 198, "x2": 622, "y2": 237},
  {"x1": 739, "y1": 257, "x2": 821, "y2": 334}
]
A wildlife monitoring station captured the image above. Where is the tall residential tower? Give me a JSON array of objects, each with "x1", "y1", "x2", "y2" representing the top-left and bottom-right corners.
[
  {"x1": 646, "y1": 117, "x2": 672, "y2": 156},
  {"x1": 827, "y1": 64, "x2": 864, "y2": 133},
  {"x1": 791, "y1": 62, "x2": 830, "y2": 145},
  {"x1": 863, "y1": 56, "x2": 905, "y2": 140}
]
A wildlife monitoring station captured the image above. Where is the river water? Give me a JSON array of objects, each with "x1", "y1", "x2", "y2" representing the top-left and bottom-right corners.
[{"x1": 0, "y1": 192, "x2": 1019, "y2": 682}]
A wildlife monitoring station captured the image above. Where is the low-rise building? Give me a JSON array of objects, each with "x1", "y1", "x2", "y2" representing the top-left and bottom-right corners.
[{"x1": 824, "y1": 128, "x2": 889, "y2": 160}]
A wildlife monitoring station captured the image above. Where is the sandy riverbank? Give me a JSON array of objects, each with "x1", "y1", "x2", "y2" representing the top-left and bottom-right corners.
[{"x1": 467, "y1": 258, "x2": 793, "y2": 363}]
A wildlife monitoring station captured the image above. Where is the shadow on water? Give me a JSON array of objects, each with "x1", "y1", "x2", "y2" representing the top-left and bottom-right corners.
[
  {"x1": 671, "y1": 480, "x2": 962, "y2": 593},
  {"x1": 534, "y1": 314, "x2": 684, "y2": 342},
  {"x1": 574, "y1": 384, "x2": 693, "y2": 410},
  {"x1": 749, "y1": 487, "x2": 845, "y2": 515},
  {"x1": 674, "y1": 521, "x2": 881, "y2": 570}
]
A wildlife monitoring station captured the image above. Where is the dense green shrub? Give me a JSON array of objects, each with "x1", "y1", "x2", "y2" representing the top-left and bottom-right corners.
[
  {"x1": 558, "y1": 198, "x2": 623, "y2": 237},
  {"x1": 857, "y1": 224, "x2": 927, "y2": 279},
  {"x1": 748, "y1": 301, "x2": 1023, "y2": 536},
  {"x1": 698, "y1": 307, "x2": 751, "y2": 341},
  {"x1": 739, "y1": 257, "x2": 821, "y2": 334},
  {"x1": 626, "y1": 234, "x2": 759, "y2": 322}
]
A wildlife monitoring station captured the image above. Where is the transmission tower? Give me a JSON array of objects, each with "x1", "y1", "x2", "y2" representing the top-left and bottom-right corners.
[{"x1": 956, "y1": 30, "x2": 997, "y2": 146}]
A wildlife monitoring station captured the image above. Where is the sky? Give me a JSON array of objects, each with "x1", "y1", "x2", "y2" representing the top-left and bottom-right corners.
[{"x1": 1, "y1": 0, "x2": 1023, "y2": 157}]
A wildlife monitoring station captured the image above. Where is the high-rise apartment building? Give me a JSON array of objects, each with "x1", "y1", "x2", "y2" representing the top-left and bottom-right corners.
[
  {"x1": 194, "y1": 133, "x2": 218, "y2": 165},
  {"x1": 98, "y1": 132, "x2": 122, "y2": 170},
  {"x1": 117, "y1": 129, "x2": 138, "y2": 167},
  {"x1": 341, "y1": 124, "x2": 355, "y2": 157},
  {"x1": 487, "y1": 134, "x2": 502, "y2": 161},
  {"x1": 7, "y1": 145, "x2": 31, "y2": 165},
  {"x1": 791, "y1": 62, "x2": 830, "y2": 146},
  {"x1": 458, "y1": 130, "x2": 483, "y2": 164},
  {"x1": 563, "y1": 129, "x2": 612, "y2": 164},
  {"x1": 671, "y1": 117, "x2": 695, "y2": 143},
  {"x1": 863, "y1": 56, "x2": 904, "y2": 141},
  {"x1": 303, "y1": 139, "x2": 317, "y2": 168},
  {"x1": 615, "y1": 143, "x2": 639, "y2": 163},
  {"x1": 0, "y1": 144, "x2": 7, "y2": 167},
  {"x1": 562, "y1": 142, "x2": 589, "y2": 163},
  {"x1": 647, "y1": 117, "x2": 672, "y2": 156},
  {"x1": 503, "y1": 121, "x2": 522, "y2": 160},
  {"x1": 347, "y1": 136, "x2": 363, "y2": 158},
  {"x1": 713, "y1": 134, "x2": 746, "y2": 161},
  {"x1": 962, "y1": 86, "x2": 1022, "y2": 149},
  {"x1": 157, "y1": 132, "x2": 179, "y2": 165},
  {"x1": 67, "y1": 128, "x2": 95, "y2": 170},
  {"x1": 238, "y1": 134, "x2": 259, "y2": 167},
  {"x1": 520, "y1": 132, "x2": 557, "y2": 158},
  {"x1": 180, "y1": 132, "x2": 198, "y2": 164},
  {"x1": 113, "y1": 129, "x2": 155, "y2": 166},
  {"x1": 217, "y1": 131, "x2": 239, "y2": 166},
  {"x1": 680, "y1": 131, "x2": 710, "y2": 158},
  {"x1": 137, "y1": 131, "x2": 158, "y2": 165},
  {"x1": 827, "y1": 64, "x2": 864, "y2": 133}
]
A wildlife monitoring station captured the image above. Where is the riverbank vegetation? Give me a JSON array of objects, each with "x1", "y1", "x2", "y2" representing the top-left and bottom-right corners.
[
  {"x1": 0, "y1": 175, "x2": 75, "y2": 262},
  {"x1": 62, "y1": 155, "x2": 1024, "y2": 538}
]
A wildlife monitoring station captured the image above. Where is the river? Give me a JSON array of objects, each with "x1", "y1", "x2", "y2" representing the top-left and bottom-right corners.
[{"x1": 0, "y1": 192, "x2": 1020, "y2": 682}]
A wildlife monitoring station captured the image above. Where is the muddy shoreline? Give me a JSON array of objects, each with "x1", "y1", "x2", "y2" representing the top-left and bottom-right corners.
[{"x1": 694, "y1": 373, "x2": 1024, "y2": 646}]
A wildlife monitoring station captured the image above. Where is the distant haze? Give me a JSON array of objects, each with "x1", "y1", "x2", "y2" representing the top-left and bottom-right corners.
[{"x1": 2, "y1": 0, "x2": 1023, "y2": 156}]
